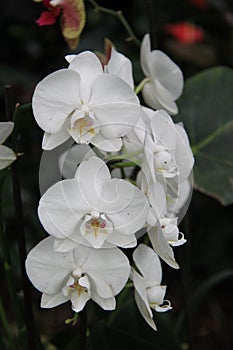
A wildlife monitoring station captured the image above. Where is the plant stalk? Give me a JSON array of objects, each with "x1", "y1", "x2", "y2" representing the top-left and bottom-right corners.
[
  {"x1": 87, "y1": 0, "x2": 140, "y2": 46},
  {"x1": 4, "y1": 85, "x2": 38, "y2": 350}
]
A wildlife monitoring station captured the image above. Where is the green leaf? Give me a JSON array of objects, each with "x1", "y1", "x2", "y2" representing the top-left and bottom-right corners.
[{"x1": 177, "y1": 66, "x2": 233, "y2": 205}]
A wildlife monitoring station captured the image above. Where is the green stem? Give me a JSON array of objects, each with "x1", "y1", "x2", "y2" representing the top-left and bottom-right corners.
[
  {"x1": 0, "y1": 294, "x2": 16, "y2": 349},
  {"x1": 87, "y1": 0, "x2": 140, "y2": 46},
  {"x1": 109, "y1": 161, "x2": 137, "y2": 168},
  {"x1": 134, "y1": 78, "x2": 150, "y2": 95},
  {"x1": 104, "y1": 149, "x2": 143, "y2": 162},
  {"x1": 0, "y1": 172, "x2": 25, "y2": 348},
  {"x1": 192, "y1": 120, "x2": 233, "y2": 155},
  {"x1": 4, "y1": 86, "x2": 38, "y2": 350}
]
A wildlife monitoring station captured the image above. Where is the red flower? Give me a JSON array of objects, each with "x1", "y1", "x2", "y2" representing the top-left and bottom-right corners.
[
  {"x1": 164, "y1": 22, "x2": 205, "y2": 44},
  {"x1": 34, "y1": 0, "x2": 86, "y2": 49},
  {"x1": 36, "y1": 0, "x2": 61, "y2": 26}
]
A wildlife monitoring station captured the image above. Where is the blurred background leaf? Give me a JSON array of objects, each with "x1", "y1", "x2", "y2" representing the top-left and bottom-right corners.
[{"x1": 177, "y1": 66, "x2": 233, "y2": 205}]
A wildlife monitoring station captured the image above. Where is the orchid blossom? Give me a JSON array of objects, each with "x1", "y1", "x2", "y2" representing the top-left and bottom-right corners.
[
  {"x1": 26, "y1": 236, "x2": 130, "y2": 312},
  {"x1": 131, "y1": 244, "x2": 172, "y2": 331},
  {"x1": 140, "y1": 34, "x2": 183, "y2": 115},
  {"x1": 38, "y1": 156, "x2": 149, "y2": 250},
  {"x1": 0, "y1": 122, "x2": 16, "y2": 170},
  {"x1": 32, "y1": 51, "x2": 141, "y2": 152}
]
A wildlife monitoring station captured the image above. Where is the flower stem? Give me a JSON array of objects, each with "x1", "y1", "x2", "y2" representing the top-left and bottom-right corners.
[
  {"x1": 4, "y1": 86, "x2": 38, "y2": 350},
  {"x1": 109, "y1": 161, "x2": 137, "y2": 168},
  {"x1": 104, "y1": 149, "x2": 143, "y2": 162},
  {"x1": 87, "y1": 0, "x2": 140, "y2": 46},
  {"x1": 134, "y1": 78, "x2": 150, "y2": 95},
  {"x1": 0, "y1": 170, "x2": 26, "y2": 348},
  {"x1": 0, "y1": 294, "x2": 16, "y2": 349}
]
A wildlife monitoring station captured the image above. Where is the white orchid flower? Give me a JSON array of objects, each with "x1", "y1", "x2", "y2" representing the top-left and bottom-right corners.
[
  {"x1": 142, "y1": 108, "x2": 194, "y2": 183},
  {"x1": 146, "y1": 207, "x2": 179, "y2": 269},
  {"x1": 131, "y1": 244, "x2": 172, "y2": 331},
  {"x1": 38, "y1": 156, "x2": 149, "y2": 250},
  {"x1": 26, "y1": 236, "x2": 130, "y2": 312},
  {"x1": 140, "y1": 34, "x2": 183, "y2": 115},
  {"x1": 160, "y1": 217, "x2": 186, "y2": 247},
  {"x1": 32, "y1": 51, "x2": 141, "y2": 152},
  {"x1": 0, "y1": 122, "x2": 16, "y2": 170},
  {"x1": 138, "y1": 108, "x2": 193, "y2": 219}
]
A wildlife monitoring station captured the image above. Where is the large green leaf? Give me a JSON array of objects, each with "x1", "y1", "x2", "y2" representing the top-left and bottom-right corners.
[{"x1": 177, "y1": 67, "x2": 233, "y2": 205}]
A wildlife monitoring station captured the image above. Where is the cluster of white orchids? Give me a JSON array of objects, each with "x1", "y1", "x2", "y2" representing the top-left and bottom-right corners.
[{"x1": 25, "y1": 34, "x2": 194, "y2": 331}]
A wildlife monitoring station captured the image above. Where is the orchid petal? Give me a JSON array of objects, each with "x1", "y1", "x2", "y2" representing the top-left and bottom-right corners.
[
  {"x1": 174, "y1": 124, "x2": 194, "y2": 183},
  {"x1": 90, "y1": 74, "x2": 140, "y2": 137},
  {"x1": 107, "y1": 230, "x2": 137, "y2": 248},
  {"x1": 25, "y1": 237, "x2": 76, "y2": 294},
  {"x1": 36, "y1": 11, "x2": 57, "y2": 26},
  {"x1": 70, "y1": 290, "x2": 91, "y2": 313},
  {"x1": 91, "y1": 289, "x2": 116, "y2": 310},
  {"x1": 142, "y1": 82, "x2": 178, "y2": 115},
  {"x1": 147, "y1": 285, "x2": 166, "y2": 307},
  {"x1": 0, "y1": 122, "x2": 14, "y2": 144},
  {"x1": 41, "y1": 292, "x2": 68, "y2": 308},
  {"x1": 91, "y1": 133, "x2": 122, "y2": 152},
  {"x1": 38, "y1": 179, "x2": 89, "y2": 239},
  {"x1": 140, "y1": 33, "x2": 151, "y2": 77},
  {"x1": 133, "y1": 244, "x2": 162, "y2": 283},
  {"x1": 107, "y1": 47, "x2": 134, "y2": 89},
  {"x1": 81, "y1": 247, "x2": 130, "y2": 296},
  {"x1": 68, "y1": 51, "x2": 103, "y2": 101},
  {"x1": 32, "y1": 69, "x2": 81, "y2": 133},
  {"x1": 149, "y1": 50, "x2": 183, "y2": 99},
  {"x1": 42, "y1": 123, "x2": 70, "y2": 150},
  {"x1": 74, "y1": 156, "x2": 111, "y2": 211},
  {"x1": 135, "y1": 290, "x2": 157, "y2": 331},
  {"x1": 59, "y1": 144, "x2": 95, "y2": 179},
  {"x1": 0, "y1": 145, "x2": 16, "y2": 170},
  {"x1": 100, "y1": 179, "x2": 149, "y2": 235},
  {"x1": 148, "y1": 226, "x2": 179, "y2": 269}
]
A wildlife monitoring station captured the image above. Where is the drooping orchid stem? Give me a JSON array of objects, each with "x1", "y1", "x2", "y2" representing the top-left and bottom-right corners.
[
  {"x1": 104, "y1": 149, "x2": 143, "y2": 162},
  {"x1": 87, "y1": 0, "x2": 140, "y2": 46},
  {"x1": 4, "y1": 86, "x2": 38, "y2": 350},
  {"x1": 134, "y1": 77, "x2": 150, "y2": 95}
]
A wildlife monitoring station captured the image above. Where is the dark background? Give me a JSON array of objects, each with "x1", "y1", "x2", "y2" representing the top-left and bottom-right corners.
[{"x1": 0, "y1": 0, "x2": 233, "y2": 349}]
